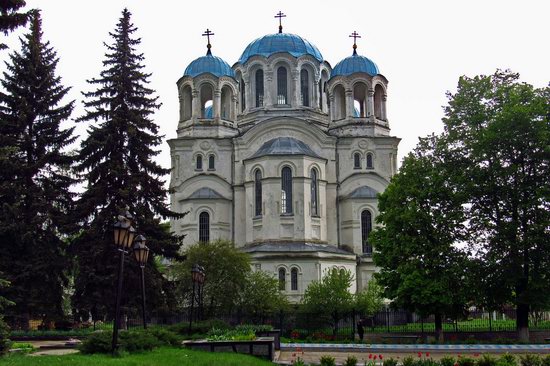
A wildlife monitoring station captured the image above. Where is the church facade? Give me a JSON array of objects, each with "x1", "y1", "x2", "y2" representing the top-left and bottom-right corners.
[{"x1": 169, "y1": 25, "x2": 400, "y2": 302}]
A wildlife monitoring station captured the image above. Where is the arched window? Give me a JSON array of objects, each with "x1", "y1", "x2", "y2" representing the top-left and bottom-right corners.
[
  {"x1": 196, "y1": 155, "x2": 203, "y2": 170},
  {"x1": 333, "y1": 84, "x2": 346, "y2": 120},
  {"x1": 255, "y1": 69, "x2": 264, "y2": 107},
  {"x1": 277, "y1": 66, "x2": 287, "y2": 105},
  {"x1": 199, "y1": 212, "x2": 210, "y2": 242},
  {"x1": 310, "y1": 168, "x2": 319, "y2": 216},
  {"x1": 278, "y1": 268, "x2": 286, "y2": 291},
  {"x1": 366, "y1": 153, "x2": 373, "y2": 169},
  {"x1": 240, "y1": 77, "x2": 246, "y2": 112},
  {"x1": 281, "y1": 166, "x2": 293, "y2": 214},
  {"x1": 300, "y1": 69, "x2": 309, "y2": 106},
  {"x1": 254, "y1": 169, "x2": 262, "y2": 216},
  {"x1": 361, "y1": 210, "x2": 373, "y2": 255},
  {"x1": 353, "y1": 153, "x2": 361, "y2": 169},
  {"x1": 181, "y1": 85, "x2": 192, "y2": 121},
  {"x1": 208, "y1": 155, "x2": 215, "y2": 170},
  {"x1": 291, "y1": 268, "x2": 298, "y2": 291},
  {"x1": 200, "y1": 84, "x2": 213, "y2": 118},
  {"x1": 374, "y1": 84, "x2": 384, "y2": 119}
]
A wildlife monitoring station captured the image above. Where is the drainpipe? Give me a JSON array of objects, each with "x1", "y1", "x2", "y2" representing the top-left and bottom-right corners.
[{"x1": 335, "y1": 138, "x2": 341, "y2": 248}]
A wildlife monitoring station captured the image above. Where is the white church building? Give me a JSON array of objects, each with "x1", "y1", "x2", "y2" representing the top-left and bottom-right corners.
[{"x1": 169, "y1": 21, "x2": 400, "y2": 302}]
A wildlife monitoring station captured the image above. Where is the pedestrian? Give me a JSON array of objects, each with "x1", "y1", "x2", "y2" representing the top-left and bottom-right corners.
[{"x1": 357, "y1": 317, "x2": 365, "y2": 342}]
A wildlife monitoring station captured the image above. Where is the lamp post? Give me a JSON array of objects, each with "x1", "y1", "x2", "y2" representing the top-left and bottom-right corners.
[
  {"x1": 111, "y1": 212, "x2": 136, "y2": 354},
  {"x1": 188, "y1": 264, "x2": 203, "y2": 333},
  {"x1": 133, "y1": 235, "x2": 149, "y2": 329},
  {"x1": 197, "y1": 266, "x2": 205, "y2": 321}
]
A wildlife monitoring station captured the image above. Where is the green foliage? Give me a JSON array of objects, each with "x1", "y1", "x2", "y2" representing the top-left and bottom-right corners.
[
  {"x1": 344, "y1": 355, "x2": 358, "y2": 366},
  {"x1": 402, "y1": 356, "x2": 415, "y2": 366},
  {"x1": 238, "y1": 270, "x2": 289, "y2": 317},
  {"x1": 206, "y1": 327, "x2": 255, "y2": 341},
  {"x1": 383, "y1": 358, "x2": 398, "y2": 366},
  {"x1": 440, "y1": 356, "x2": 456, "y2": 366},
  {"x1": 477, "y1": 354, "x2": 498, "y2": 366},
  {"x1": 541, "y1": 355, "x2": 550, "y2": 366},
  {"x1": 0, "y1": 10, "x2": 75, "y2": 322},
  {"x1": 498, "y1": 354, "x2": 518, "y2": 366},
  {"x1": 0, "y1": 316, "x2": 10, "y2": 355},
  {"x1": 71, "y1": 8, "x2": 185, "y2": 322},
  {"x1": 520, "y1": 355, "x2": 542, "y2": 366},
  {"x1": 457, "y1": 357, "x2": 476, "y2": 366},
  {"x1": 234, "y1": 324, "x2": 273, "y2": 333},
  {"x1": 174, "y1": 240, "x2": 250, "y2": 313},
  {"x1": 293, "y1": 358, "x2": 307, "y2": 366},
  {"x1": 355, "y1": 278, "x2": 384, "y2": 316},
  {"x1": 79, "y1": 328, "x2": 182, "y2": 354},
  {"x1": 302, "y1": 267, "x2": 355, "y2": 335},
  {"x1": 167, "y1": 319, "x2": 229, "y2": 335},
  {"x1": 320, "y1": 355, "x2": 336, "y2": 366},
  {"x1": 0, "y1": 0, "x2": 30, "y2": 50}
]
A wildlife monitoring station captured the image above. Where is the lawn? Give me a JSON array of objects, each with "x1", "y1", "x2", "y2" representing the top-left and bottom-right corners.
[{"x1": 0, "y1": 347, "x2": 274, "y2": 366}]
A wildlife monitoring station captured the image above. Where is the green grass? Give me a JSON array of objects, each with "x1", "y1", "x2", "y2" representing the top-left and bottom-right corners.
[{"x1": 0, "y1": 347, "x2": 274, "y2": 365}]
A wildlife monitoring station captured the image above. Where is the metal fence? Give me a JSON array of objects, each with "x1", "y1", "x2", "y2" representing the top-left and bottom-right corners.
[{"x1": 6, "y1": 308, "x2": 550, "y2": 340}]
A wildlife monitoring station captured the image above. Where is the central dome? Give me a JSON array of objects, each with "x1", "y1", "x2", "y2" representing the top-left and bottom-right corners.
[{"x1": 238, "y1": 33, "x2": 323, "y2": 64}]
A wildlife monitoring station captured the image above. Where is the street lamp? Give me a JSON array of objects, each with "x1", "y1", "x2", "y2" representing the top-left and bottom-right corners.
[
  {"x1": 197, "y1": 266, "x2": 205, "y2": 321},
  {"x1": 111, "y1": 212, "x2": 135, "y2": 354},
  {"x1": 133, "y1": 235, "x2": 149, "y2": 329},
  {"x1": 188, "y1": 264, "x2": 205, "y2": 333}
]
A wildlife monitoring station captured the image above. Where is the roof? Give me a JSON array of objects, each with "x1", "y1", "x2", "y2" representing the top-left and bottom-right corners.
[
  {"x1": 345, "y1": 185, "x2": 379, "y2": 199},
  {"x1": 184, "y1": 51, "x2": 235, "y2": 78},
  {"x1": 248, "y1": 137, "x2": 321, "y2": 160},
  {"x1": 242, "y1": 242, "x2": 354, "y2": 256},
  {"x1": 187, "y1": 187, "x2": 226, "y2": 200},
  {"x1": 331, "y1": 52, "x2": 379, "y2": 78},
  {"x1": 238, "y1": 33, "x2": 323, "y2": 64}
]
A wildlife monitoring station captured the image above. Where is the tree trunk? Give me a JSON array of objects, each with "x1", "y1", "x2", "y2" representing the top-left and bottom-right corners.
[
  {"x1": 434, "y1": 313, "x2": 444, "y2": 343},
  {"x1": 517, "y1": 303, "x2": 529, "y2": 342}
]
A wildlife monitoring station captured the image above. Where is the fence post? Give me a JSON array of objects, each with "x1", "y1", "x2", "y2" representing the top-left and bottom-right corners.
[
  {"x1": 352, "y1": 309, "x2": 356, "y2": 341},
  {"x1": 386, "y1": 308, "x2": 390, "y2": 332}
]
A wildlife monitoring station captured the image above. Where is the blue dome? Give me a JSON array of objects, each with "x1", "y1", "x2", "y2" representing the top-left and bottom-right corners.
[
  {"x1": 331, "y1": 53, "x2": 379, "y2": 78},
  {"x1": 184, "y1": 52, "x2": 235, "y2": 78},
  {"x1": 238, "y1": 33, "x2": 323, "y2": 64}
]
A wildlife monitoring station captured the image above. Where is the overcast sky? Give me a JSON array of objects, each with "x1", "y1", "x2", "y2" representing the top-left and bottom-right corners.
[{"x1": 3, "y1": 0, "x2": 549, "y2": 176}]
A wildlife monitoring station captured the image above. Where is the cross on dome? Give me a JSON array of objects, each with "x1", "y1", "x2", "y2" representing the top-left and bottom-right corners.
[
  {"x1": 202, "y1": 28, "x2": 214, "y2": 55},
  {"x1": 349, "y1": 31, "x2": 361, "y2": 55},
  {"x1": 275, "y1": 11, "x2": 286, "y2": 33}
]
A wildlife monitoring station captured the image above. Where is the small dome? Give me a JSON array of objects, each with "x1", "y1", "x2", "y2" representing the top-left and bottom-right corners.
[
  {"x1": 331, "y1": 52, "x2": 379, "y2": 78},
  {"x1": 184, "y1": 52, "x2": 235, "y2": 78},
  {"x1": 248, "y1": 137, "x2": 321, "y2": 160},
  {"x1": 238, "y1": 33, "x2": 323, "y2": 64}
]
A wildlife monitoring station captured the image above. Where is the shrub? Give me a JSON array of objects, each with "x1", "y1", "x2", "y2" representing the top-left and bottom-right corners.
[
  {"x1": 498, "y1": 354, "x2": 518, "y2": 366},
  {"x1": 520, "y1": 355, "x2": 542, "y2": 366},
  {"x1": 293, "y1": 358, "x2": 307, "y2": 366},
  {"x1": 344, "y1": 355, "x2": 358, "y2": 366},
  {"x1": 79, "y1": 328, "x2": 179, "y2": 354},
  {"x1": 403, "y1": 356, "x2": 416, "y2": 366},
  {"x1": 458, "y1": 357, "x2": 477, "y2": 366},
  {"x1": 541, "y1": 355, "x2": 550, "y2": 366},
  {"x1": 320, "y1": 355, "x2": 336, "y2": 366},
  {"x1": 383, "y1": 358, "x2": 398, "y2": 366},
  {"x1": 440, "y1": 356, "x2": 456, "y2": 366},
  {"x1": 477, "y1": 354, "x2": 498, "y2": 366},
  {"x1": 206, "y1": 327, "x2": 255, "y2": 341},
  {"x1": 235, "y1": 324, "x2": 274, "y2": 333}
]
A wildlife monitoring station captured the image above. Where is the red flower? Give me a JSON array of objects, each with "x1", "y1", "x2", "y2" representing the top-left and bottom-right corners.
[
  {"x1": 426, "y1": 352, "x2": 430, "y2": 357},
  {"x1": 374, "y1": 355, "x2": 378, "y2": 360},
  {"x1": 379, "y1": 355, "x2": 383, "y2": 360},
  {"x1": 369, "y1": 354, "x2": 373, "y2": 359},
  {"x1": 418, "y1": 352, "x2": 422, "y2": 358}
]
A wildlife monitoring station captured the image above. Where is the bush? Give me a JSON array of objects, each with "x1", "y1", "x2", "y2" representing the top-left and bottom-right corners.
[
  {"x1": 79, "y1": 328, "x2": 180, "y2": 354},
  {"x1": 320, "y1": 355, "x2": 336, "y2": 366},
  {"x1": 293, "y1": 358, "x2": 307, "y2": 366},
  {"x1": 234, "y1": 324, "x2": 274, "y2": 333},
  {"x1": 383, "y1": 358, "x2": 398, "y2": 366},
  {"x1": 520, "y1": 355, "x2": 542, "y2": 366},
  {"x1": 206, "y1": 327, "x2": 255, "y2": 341},
  {"x1": 440, "y1": 356, "x2": 456, "y2": 366},
  {"x1": 498, "y1": 354, "x2": 518, "y2": 366},
  {"x1": 403, "y1": 356, "x2": 415, "y2": 366},
  {"x1": 458, "y1": 357, "x2": 476, "y2": 366},
  {"x1": 542, "y1": 355, "x2": 550, "y2": 366},
  {"x1": 344, "y1": 355, "x2": 358, "y2": 366},
  {"x1": 478, "y1": 354, "x2": 498, "y2": 366}
]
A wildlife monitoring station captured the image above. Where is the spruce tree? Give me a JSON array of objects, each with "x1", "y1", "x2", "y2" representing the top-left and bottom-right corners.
[
  {"x1": 72, "y1": 8, "x2": 185, "y2": 321},
  {"x1": 0, "y1": 0, "x2": 31, "y2": 50},
  {"x1": 0, "y1": 11, "x2": 75, "y2": 326}
]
